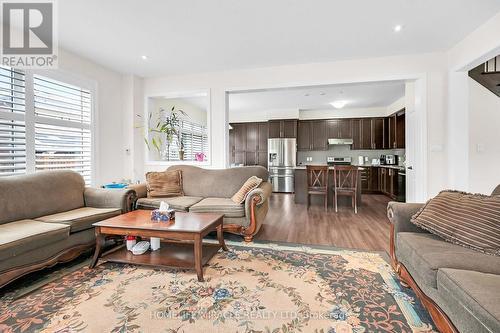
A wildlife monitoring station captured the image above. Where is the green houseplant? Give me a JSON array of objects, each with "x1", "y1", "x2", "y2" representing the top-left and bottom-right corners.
[{"x1": 143, "y1": 106, "x2": 187, "y2": 160}]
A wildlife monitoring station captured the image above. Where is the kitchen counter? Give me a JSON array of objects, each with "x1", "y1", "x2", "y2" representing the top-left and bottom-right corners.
[{"x1": 294, "y1": 165, "x2": 366, "y2": 170}]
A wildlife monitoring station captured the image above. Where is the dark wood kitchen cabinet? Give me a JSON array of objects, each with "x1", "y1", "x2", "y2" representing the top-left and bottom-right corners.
[
  {"x1": 378, "y1": 167, "x2": 398, "y2": 199},
  {"x1": 360, "y1": 118, "x2": 372, "y2": 149},
  {"x1": 327, "y1": 119, "x2": 352, "y2": 139},
  {"x1": 352, "y1": 119, "x2": 362, "y2": 149},
  {"x1": 297, "y1": 120, "x2": 327, "y2": 151},
  {"x1": 229, "y1": 122, "x2": 268, "y2": 167},
  {"x1": 386, "y1": 109, "x2": 406, "y2": 149},
  {"x1": 395, "y1": 111, "x2": 405, "y2": 148},
  {"x1": 371, "y1": 118, "x2": 385, "y2": 149},
  {"x1": 360, "y1": 167, "x2": 380, "y2": 194},
  {"x1": 268, "y1": 119, "x2": 297, "y2": 138}
]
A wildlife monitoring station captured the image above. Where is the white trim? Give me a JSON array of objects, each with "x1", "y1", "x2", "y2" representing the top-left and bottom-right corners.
[
  {"x1": 143, "y1": 89, "x2": 212, "y2": 167},
  {"x1": 24, "y1": 71, "x2": 35, "y2": 173}
]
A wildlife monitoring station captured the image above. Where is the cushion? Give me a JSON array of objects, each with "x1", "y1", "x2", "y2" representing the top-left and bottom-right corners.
[
  {"x1": 411, "y1": 190, "x2": 500, "y2": 256},
  {"x1": 493, "y1": 184, "x2": 500, "y2": 196},
  {"x1": 231, "y1": 176, "x2": 263, "y2": 203},
  {"x1": 396, "y1": 232, "x2": 500, "y2": 289},
  {"x1": 189, "y1": 197, "x2": 245, "y2": 217},
  {"x1": 146, "y1": 170, "x2": 183, "y2": 198},
  {"x1": 35, "y1": 207, "x2": 121, "y2": 233},
  {"x1": 0, "y1": 170, "x2": 85, "y2": 225},
  {"x1": 437, "y1": 268, "x2": 500, "y2": 333},
  {"x1": 136, "y1": 196, "x2": 203, "y2": 211},
  {"x1": 0, "y1": 220, "x2": 70, "y2": 260}
]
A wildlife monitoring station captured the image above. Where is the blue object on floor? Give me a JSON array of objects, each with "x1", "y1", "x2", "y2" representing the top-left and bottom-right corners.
[{"x1": 103, "y1": 183, "x2": 128, "y2": 189}]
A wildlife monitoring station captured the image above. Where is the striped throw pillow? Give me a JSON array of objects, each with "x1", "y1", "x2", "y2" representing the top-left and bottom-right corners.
[
  {"x1": 146, "y1": 170, "x2": 183, "y2": 198},
  {"x1": 231, "y1": 176, "x2": 263, "y2": 204},
  {"x1": 411, "y1": 190, "x2": 500, "y2": 256}
]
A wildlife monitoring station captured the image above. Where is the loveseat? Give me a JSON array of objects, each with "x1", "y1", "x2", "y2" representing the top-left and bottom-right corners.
[
  {"x1": 387, "y1": 184, "x2": 500, "y2": 333},
  {"x1": 0, "y1": 170, "x2": 136, "y2": 288},
  {"x1": 133, "y1": 165, "x2": 272, "y2": 242}
]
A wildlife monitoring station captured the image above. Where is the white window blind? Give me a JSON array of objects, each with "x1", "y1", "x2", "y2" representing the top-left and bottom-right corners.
[
  {"x1": 165, "y1": 119, "x2": 208, "y2": 161},
  {"x1": 0, "y1": 66, "x2": 26, "y2": 176},
  {"x1": 33, "y1": 75, "x2": 92, "y2": 184},
  {"x1": 0, "y1": 67, "x2": 94, "y2": 184}
]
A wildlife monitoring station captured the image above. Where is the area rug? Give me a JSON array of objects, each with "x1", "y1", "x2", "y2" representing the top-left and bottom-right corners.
[{"x1": 0, "y1": 241, "x2": 436, "y2": 333}]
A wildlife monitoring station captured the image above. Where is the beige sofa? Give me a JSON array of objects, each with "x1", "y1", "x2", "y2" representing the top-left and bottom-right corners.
[
  {"x1": 134, "y1": 165, "x2": 271, "y2": 241},
  {"x1": 387, "y1": 184, "x2": 500, "y2": 333},
  {"x1": 0, "y1": 170, "x2": 136, "y2": 288}
]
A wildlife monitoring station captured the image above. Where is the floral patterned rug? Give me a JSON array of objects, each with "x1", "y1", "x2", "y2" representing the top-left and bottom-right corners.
[{"x1": 0, "y1": 241, "x2": 436, "y2": 333}]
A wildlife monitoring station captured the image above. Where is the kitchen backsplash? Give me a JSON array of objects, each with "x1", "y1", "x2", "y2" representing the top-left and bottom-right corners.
[{"x1": 297, "y1": 145, "x2": 405, "y2": 166}]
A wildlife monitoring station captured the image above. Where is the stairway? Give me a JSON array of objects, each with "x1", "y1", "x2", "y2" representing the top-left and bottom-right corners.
[{"x1": 469, "y1": 55, "x2": 500, "y2": 98}]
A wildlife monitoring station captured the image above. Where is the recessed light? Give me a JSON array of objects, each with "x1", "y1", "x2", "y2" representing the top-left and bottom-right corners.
[
  {"x1": 319, "y1": 92, "x2": 326, "y2": 96},
  {"x1": 393, "y1": 25, "x2": 403, "y2": 32},
  {"x1": 330, "y1": 100, "x2": 348, "y2": 109},
  {"x1": 304, "y1": 93, "x2": 310, "y2": 97},
  {"x1": 141, "y1": 55, "x2": 148, "y2": 60}
]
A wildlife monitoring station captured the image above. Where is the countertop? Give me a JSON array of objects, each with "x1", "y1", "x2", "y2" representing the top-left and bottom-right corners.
[{"x1": 294, "y1": 164, "x2": 404, "y2": 171}]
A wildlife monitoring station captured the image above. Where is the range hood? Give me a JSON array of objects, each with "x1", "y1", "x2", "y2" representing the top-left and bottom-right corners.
[{"x1": 328, "y1": 138, "x2": 354, "y2": 145}]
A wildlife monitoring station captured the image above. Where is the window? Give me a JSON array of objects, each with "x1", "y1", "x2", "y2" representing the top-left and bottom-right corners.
[
  {"x1": 166, "y1": 119, "x2": 208, "y2": 161},
  {"x1": 0, "y1": 66, "x2": 26, "y2": 176},
  {"x1": 0, "y1": 66, "x2": 94, "y2": 184}
]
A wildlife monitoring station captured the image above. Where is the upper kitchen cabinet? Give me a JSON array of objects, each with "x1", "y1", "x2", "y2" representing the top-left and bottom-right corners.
[
  {"x1": 395, "y1": 110, "x2": 405, "y2": 149},
  {"x1": 360, "y1": 118, "x2": 372, "y2": 149},
  {"x1": 268, "y1": 119, "x2": 297, "y2": 138},
  {"x1": 371, "y1": 118, "x2": 385, "y2": 149},
  {"x1": 297, "y1": 120, "x2": 328, "y2": 151},
  {"x1": 327, "y1": 119, "x2": 352, "y2": 139}
]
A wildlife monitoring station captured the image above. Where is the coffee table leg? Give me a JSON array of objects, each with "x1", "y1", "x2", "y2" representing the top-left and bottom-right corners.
[
  {"x1": 89, "y1": 228, "x2": 105, "y2": 268},
  {"x1": 194, "y1": 234, "x2": 204, "y2": 282},
  {"x1": 217, "y1": 224, "x2": 228, "y2": 251}
]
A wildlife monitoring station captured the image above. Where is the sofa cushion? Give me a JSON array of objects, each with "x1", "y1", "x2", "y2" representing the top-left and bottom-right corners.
[
  {"x1": 146, "y1": 169, "x2": 184, "y2": 198},
  {"x1": 189, "y1": 198, "x2": 245, "y2": 217},
  {"x1": 136, "y1": 196, "x2": 203, "y2": 211},
  {"x1": 35, "y1": 207, "x2": 121, "y2": 233},
  {"x1": 396, "y1": 232, "x2": 500, "y2": 289},
  {"x1": 0, "y1": 170, "x2": 85, "y2": 225},
  {"x1": 231, "y1": 176, "x2": 263, "y2": 204},
  {"x1": 0, "y1": 220, "x2": 70, "y2": 260},
  {"x1": 437, "y1": 268, "x2": 500, "y2": 333},
  {"x1": 411, "y1": 190, "x2": 500, "y2": 256}
]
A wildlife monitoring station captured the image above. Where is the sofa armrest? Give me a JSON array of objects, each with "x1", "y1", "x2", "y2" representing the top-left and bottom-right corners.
[
  {"x1": 387, "y1": 201, "x2": 427, "y2": 270},
  {"x1": 128, "y1": 183, "x2": 147, "y2": 199},
  {"x1": 84, "y1": 187, "x2": 137, "y2": 213},
  {"x1": 387, "y1": 201, "x2": 426, "y2": 235},
  {"x1": 241, "y1": 182, "x2": 272, "y2": 240}
]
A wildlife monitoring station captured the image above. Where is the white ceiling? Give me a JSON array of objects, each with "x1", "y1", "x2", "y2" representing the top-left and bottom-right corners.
[
  {"x1": 58, "y1": 0, "x2": 500, "y2": 77},
  {"x1": 229, "y1": 81, "x2": 405, "y2": 113}
]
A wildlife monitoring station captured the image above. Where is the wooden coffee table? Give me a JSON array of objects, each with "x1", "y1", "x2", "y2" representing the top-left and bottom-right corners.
[{"x1": 89, "y1": 210, "x2": 228, "y2": 281}]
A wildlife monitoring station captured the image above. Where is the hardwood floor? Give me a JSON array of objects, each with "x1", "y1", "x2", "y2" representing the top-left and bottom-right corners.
[{"x1": 255, "y1": 193, "x2": 391, "y2": 253}]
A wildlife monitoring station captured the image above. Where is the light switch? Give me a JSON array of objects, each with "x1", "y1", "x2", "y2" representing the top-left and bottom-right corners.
[{"x1": 476, "y1": 143, "x2": 485, "y2": 153}]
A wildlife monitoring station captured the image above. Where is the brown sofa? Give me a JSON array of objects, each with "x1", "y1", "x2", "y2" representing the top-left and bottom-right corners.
[
  {"x1": 0, "y1": 170, "x2": 136, "y2": 288},
  {"x1": 133, "y1": 165, "x2": 272, "y2": 241},
  {"x1": 387, "y1": 184, "x2": 500, "y2": 333}
]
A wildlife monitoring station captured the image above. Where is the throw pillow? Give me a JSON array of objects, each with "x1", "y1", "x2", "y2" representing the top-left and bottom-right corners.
[
  {"x1": 146, "y1": 170, "x2": 183, "y2": 198},
  {"x1": 231, "y1": 176, "x2": 263, "y2": 204},
  {"x1": 411, "y1": 190, "x2": 500, "y2": 256}
]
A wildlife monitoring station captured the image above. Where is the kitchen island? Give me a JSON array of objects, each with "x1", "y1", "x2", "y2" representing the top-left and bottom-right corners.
[{"x1": 294, "y1": 165, "x2": 364, "y2": 207}]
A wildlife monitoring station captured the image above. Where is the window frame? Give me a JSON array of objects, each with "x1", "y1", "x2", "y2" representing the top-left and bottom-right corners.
[
  {"x1": 144, "y1": 90, "x2": 211, "y2": 167},
  {"x1": 0, "y1": 67, "x2": 97, "y2": 186}
]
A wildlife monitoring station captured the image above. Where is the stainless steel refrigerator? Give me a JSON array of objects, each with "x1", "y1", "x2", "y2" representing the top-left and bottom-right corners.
[{"x1": 268, "y1": 138, "x2": 296, "y2": 193}]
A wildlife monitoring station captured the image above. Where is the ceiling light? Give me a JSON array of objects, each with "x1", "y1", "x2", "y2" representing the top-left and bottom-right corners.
[
  {"x1": 393, "y1": 25, "x2": 403, "y2": 32},
  {"x1": 304, "y1": 93, "x2": 310, "y2": 97},
  {"x1": 320, "y1": 92, "x2": 326, "y2": 96},
  {"x1": 330, "y1": 100, "x2": 348, "y2": 109},
  {"x1": 141, "y1": 55, "x2": 148, "y2": 60}
]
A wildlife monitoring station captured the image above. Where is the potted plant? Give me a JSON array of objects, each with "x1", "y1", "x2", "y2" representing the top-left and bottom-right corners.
[{"x1": 142, "y1": 106, "x2": 187, "y2": 160}]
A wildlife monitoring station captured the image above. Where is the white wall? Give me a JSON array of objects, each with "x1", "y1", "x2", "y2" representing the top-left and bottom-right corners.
[
  {"x1": 468, "y1": 79, "x2": 500, "y2": 194},
  {"x1": 142, "y1": 52, "x2": 448, "y2": 199},
  {"x1": 58, "y1": 49, "x2": 126, "y2": 185},
  {"x1": 447, "y1": 11, "x2": 500, "y2": 192}
]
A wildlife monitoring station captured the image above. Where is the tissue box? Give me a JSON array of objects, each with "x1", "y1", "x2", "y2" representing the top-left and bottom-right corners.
[{"x1": 151, "y1": 209, "x2": 175, "y2": 222}]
